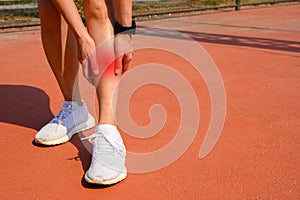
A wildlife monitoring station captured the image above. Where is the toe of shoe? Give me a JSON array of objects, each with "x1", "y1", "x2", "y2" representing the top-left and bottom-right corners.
[
  {"x1": 85, "y1": 166, "x2": 127, "y2": 185},
  {"x1": 35, "y1": 124, "x2": 67, "y2": 143}
]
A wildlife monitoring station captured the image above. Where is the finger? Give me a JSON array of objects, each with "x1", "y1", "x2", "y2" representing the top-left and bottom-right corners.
[
  {"x1": 114, "y1": 54, "x2": 123, "y2": 75},
  {"x1": 123, "y1": 52, "x2": 133, "y2": 73},
  {"x1": 82, "y1": 59, "x2": 89, "y2": 79},
  {"x1": 88, "y1": 58, "x2": 97, "y2": 85},
  {"x1": 89, "y1": 52, "x2": 99, "y2": 75},
  {"x1": 82, "y1": 59, "x2": 95, "y2": 85}
]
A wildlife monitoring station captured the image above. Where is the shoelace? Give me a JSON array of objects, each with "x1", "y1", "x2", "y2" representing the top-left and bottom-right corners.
[
  {"x1": 52, "y1": 103, "x2": 73, "y2": 126},
  {"x1": 81, "y1": 132, "x2": 125, "y2": 157}
]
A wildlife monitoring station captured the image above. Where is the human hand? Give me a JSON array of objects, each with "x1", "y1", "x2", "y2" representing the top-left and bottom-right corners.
[
  {"x1": 114, "y1": 34, "x2": 134, "y2": 75},
  {"x1": 77, "y1": 35, "x2": 99, "y2": 85}
]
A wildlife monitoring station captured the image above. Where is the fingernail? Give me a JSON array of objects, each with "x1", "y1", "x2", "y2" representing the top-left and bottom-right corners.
[{"x1": 115, "y1": 68, "x2": 120, "y2": 75}]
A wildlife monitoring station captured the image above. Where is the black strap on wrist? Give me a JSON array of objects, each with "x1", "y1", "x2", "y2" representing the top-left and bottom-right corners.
[{"x1": 114, "y1": 20, "x2": 136, "y2": 35}]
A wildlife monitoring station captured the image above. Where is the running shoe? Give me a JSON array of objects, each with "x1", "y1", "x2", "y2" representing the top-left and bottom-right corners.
[
  {"x1": 83, "y1": 124, "x2": 127, "y2": 185},
  {"x1": 35, "y1": 100, "x2": 95, "y2": 145}
]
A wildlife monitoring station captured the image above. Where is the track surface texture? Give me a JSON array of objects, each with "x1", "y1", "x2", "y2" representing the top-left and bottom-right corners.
[{"x1": 0, "y1": 3, "x2": 299, "y2": 199}]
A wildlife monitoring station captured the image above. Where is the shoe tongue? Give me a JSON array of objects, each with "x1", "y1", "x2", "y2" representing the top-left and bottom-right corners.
[
  {"x1": 95, "y1": 124, "x2": 124, "y2": 149},
  {"x1": 95, "y1": 124, "x2": 117, "y2": 136}
]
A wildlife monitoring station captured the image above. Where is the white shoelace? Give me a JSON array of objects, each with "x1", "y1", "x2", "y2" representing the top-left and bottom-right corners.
[{"x1": 81, "y1": 132, "x2": 125, "y2": 157}]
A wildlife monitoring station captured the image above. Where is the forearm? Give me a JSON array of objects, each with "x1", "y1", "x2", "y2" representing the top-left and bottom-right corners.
[
  {"x1": 115, "y1": 0, "x2": 132, "y2": 26},
  {"x1": 51, "y1": 0, "x2": 88, "y2": 40}
]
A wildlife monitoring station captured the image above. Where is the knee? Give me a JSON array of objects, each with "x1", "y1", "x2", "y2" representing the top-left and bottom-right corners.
[
  {"x1": 84, "y1": 0, "x2": 108, "y2": 23},
  {"x1": 38, "y1": 0, "x2": 61, "y2": 30}
]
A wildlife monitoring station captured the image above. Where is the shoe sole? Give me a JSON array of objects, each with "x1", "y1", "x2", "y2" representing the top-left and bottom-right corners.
[
  {"x1": 84, "y1": 169, "x2": 127, "y2": 185},
  {"x1": 35, "y1": 113, "x2": 95, "y2": 145}
]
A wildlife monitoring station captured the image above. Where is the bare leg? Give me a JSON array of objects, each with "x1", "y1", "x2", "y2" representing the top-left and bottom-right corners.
[
  {"x1": 82, "y1": 1, "x2": 128, "y2": 185},
  {"x1": 38, "y1": 0, "x2": 81, "y2": 102},
  {"x1": 83, "y1": 0, "x2": 119, "y2": 125}
]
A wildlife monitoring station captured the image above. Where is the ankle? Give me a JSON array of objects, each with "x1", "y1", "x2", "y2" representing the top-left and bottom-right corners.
[
  {"x1": 64, "y1": 99, "x2": 84, "y2": 106},
  {"x1": 98, "y1": 121, "x2": 116, "y2": 126}
]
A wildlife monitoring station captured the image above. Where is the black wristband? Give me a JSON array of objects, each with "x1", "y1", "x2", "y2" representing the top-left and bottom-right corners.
[{"x1": 114, "y1": 20, "x2": 136, "y2": 35}]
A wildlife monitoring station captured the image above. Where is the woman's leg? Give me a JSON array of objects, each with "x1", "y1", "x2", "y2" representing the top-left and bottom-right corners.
[
  {"x1": 38, "y1": 0, "x2": 81, "y2": 102},
  {"x1": 35, "y1": 0, "x2": 95, "y2": 145},
  {"x1": 83, "y1": 0, "x2": 127, "y2": 185},
  {"x1": 83, "y1": 0, "x2": 119, "y2": 125}
]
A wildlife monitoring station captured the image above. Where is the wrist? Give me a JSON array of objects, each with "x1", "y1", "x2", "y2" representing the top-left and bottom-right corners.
[
  {"x1": 77, "y1": 32, "x2": 93, "y2": 45},
  {"x1": 114, "y1": 20, "x2": 136, "y2": 35},
  {"x1": 72, "y1": 23, "x2": 90, "y2": 42},
  {"x1": 118, "y1": 19, "x2": 132, "y2": 27}
]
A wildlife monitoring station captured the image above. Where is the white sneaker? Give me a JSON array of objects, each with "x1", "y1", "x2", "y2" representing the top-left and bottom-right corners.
[
  {"x1": 35, "y1": 100, "x2": 95, "y2": 145},
  {"x1": 83, "y1": 124, "x2": 127, "y2": 185}
]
